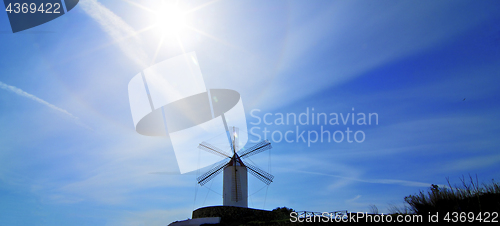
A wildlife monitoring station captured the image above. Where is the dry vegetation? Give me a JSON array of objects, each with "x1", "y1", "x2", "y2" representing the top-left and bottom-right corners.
[{"x1": 394, "y1": 175, "x2": 500, "y2": 215}]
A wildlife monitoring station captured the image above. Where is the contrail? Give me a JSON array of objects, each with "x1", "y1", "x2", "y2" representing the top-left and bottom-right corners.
[
  {"x1": 0, "y1": 81, "x2": 91, "y2": 130},
  {"x1": 78, "y1": 0, "x2": 149, "y2": 67}
]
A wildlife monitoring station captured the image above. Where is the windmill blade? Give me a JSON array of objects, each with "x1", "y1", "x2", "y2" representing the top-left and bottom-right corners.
[
  {"x1": 243, "y1": 160, "x2": 274, "y2": 185},
  {"x1": 239, "y1": 140, "x2": 272, "y2": 159},
  {"x1": 197, "y1": 160, "x2": 229, "y2": 186},
  {"x1": 198, "y1": 142, "x2": 231, "y2": 158}
]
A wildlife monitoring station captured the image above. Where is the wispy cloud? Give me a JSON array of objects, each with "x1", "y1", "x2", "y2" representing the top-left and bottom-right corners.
[
  {"x1": 51, "y1": 136, "x2": 186, "y2": 205},
  {"x1": 79, "y1": 0, "x2": 149, "y2": 67},
  {"x1": 1, "y1": 81, "x2": 77, "y2": 119},
  {"x1": 272, "y1": 151, "x2": 433, "y2": 189},
  {"x1": 346, "y1": 195, "x2": 361, "y2": 202},
  {"x1": 442, "y1": 154, "x2": 500, "y2": 172},
  {"x1": 252, "y1": 0, "x2": 498, "y2": 111},
  {"x1": 275, "y1": 167, "x2": 432, "y2": 188},
  {"x1": 107, "y1": 208, "x2": 193, "y2": 226},
  {"x1": 0, "y1": 81, "x2": 92, "y2": 130}
]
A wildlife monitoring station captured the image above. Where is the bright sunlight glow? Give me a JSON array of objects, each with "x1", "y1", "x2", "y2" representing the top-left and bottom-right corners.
[{"x1": 155, "y1": 4, "x2": 186, "y2": 34}]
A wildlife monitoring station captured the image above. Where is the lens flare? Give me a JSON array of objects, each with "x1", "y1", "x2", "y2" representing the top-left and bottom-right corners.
[{"x1": 155, "y1": 4, "x2": 186, "y2": 34}]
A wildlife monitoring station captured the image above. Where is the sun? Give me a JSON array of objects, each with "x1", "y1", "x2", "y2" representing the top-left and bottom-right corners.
[
  {"x1": 154, "y1": 4, "x2": 187, "y2": 34},
  {"x1": 125, "y1": 0, "x2": 227, "y2": 64}
]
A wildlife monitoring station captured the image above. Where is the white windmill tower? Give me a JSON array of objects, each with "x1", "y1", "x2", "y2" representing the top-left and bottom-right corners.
[{"x1": 197, "y1": 127, "x2": 273, "y2": 207}]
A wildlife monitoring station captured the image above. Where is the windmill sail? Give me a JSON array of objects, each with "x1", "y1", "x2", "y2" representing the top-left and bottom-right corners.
[
  {"x1": 239, "y1": 140, "x2": 272, "y2": 159},
  {"x1": 196, "y1": 127, "x2": 273, "y2": 208},
  {"x1": 243, "y1": 160, "x2": 274, "y2": 185},
  {"x1": 199, "y1": 142, "x2": 231, "y2": 158},
  {"x1": 197, "y1": 160, "x2": 229, "y2": 186}
]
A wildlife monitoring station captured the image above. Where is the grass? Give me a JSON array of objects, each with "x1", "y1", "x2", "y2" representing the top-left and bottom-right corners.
[{"x1": 401, "y1": 175, "x2": 500, "y2": 215}]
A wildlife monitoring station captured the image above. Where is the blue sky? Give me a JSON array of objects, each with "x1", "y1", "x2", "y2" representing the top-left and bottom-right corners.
[{"x1": 1, "y1": 0, "x2": 500, "y2": 225}]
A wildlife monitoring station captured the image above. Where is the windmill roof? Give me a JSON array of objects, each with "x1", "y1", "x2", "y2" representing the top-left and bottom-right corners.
[{"x1": 228, "y1": 153, "x2": 245, "y2": 167}]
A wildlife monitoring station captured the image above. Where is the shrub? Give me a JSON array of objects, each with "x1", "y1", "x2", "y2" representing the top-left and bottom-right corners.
[
  {"x1": 272, "y1": 206, "x2": 295, "y2": 219},
  {"x1": 404, "y1": 175, "x2": 500, "y2": 215}
]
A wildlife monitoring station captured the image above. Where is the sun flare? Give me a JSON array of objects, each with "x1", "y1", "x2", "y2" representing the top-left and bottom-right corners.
[
  {"x1": 124, "y1": 0, "x2": 226, "y2": 64},
  {"x1": 154, "y1": 4, "x2": 187, "y2": 34}
]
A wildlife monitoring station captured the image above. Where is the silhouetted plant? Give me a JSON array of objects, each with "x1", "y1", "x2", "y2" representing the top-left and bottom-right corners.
[
  {"x1": 368, "y1": 204, "x2": 379, "y2": 214},
  {"x1": 271, "y1": 206, "x2": 295, "y2": 219},
  {"x1": 404, "y1": 175, "x2": 500, "y2": 215}
]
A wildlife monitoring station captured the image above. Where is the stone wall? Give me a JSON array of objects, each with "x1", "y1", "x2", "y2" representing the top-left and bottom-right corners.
[{"x1": 192, "y1": 206, "x2": 276, "y2": 225}]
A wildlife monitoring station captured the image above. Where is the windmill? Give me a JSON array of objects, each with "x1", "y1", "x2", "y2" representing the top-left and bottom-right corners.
[{"x1": 197, "y1": 127, "x2": 274, "y2": 207}]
